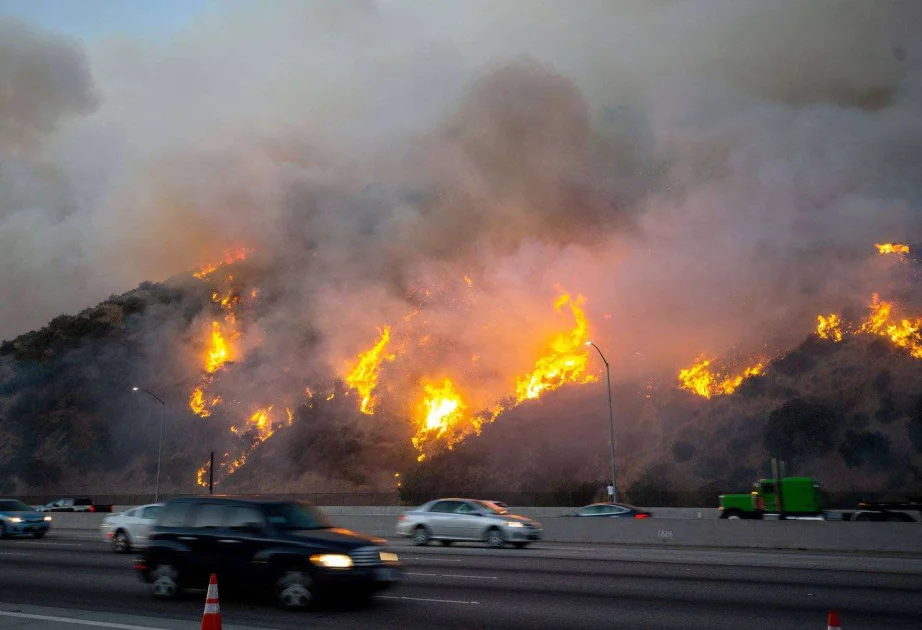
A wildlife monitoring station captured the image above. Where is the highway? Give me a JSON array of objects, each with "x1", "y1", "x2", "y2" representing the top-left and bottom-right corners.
[{"x1": 1, "y1": 531, "x2": 921, "y2": 629}]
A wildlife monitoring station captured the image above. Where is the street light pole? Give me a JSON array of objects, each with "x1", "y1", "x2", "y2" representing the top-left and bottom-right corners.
[
  {"x1": 132, "y1": 387, "x2": 165, "y2": 503},
  {"x1": 586, "y1": 342, "x2": 617, "y2": 504}
]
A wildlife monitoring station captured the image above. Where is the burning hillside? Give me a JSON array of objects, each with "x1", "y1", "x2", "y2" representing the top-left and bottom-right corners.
[{"x1": 2, "y1": 3, "x2": 922, "y2": 497}]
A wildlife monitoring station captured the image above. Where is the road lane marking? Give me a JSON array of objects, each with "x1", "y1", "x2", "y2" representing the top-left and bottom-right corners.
[
  {"x1": 379, "y1": 595, "x2": 480, "y2": 605},
  {"x1": 403, "y1": 557, "x2": 463, "y2": 562},
  {"x1": 405, "y1": 572, "x2": 497, "y2": 580},
  {"x1": 0, "y1": 552, "x2": 30, "y2": 556},
  {"x1": 0, "y1": 611, "x2": 170, "y2": 629}
]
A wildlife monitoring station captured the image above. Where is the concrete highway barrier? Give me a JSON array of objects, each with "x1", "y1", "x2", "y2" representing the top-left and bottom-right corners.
[{"x1": 43, "y1": 509, "x2": 921, "y2": 553}]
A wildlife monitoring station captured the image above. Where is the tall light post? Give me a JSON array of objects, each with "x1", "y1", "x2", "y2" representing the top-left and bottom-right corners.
[
  {"x1": 132, "y1": 387, "x2": 165, "y2": 502},
  {"x1": 586, "y1": 341, "x2": 617, "y2": 504}
]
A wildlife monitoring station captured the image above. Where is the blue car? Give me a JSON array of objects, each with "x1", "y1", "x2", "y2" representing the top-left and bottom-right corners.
[{"x1": 0, "y1": 499, "x2": 52, "y2": 538}]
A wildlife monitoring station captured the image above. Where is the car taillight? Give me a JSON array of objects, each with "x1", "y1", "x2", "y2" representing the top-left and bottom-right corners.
[
  {"x1": 634, "y1": 513, "x2": 650, "y2": 519},
  {"x1": 89, "y1": 506, "x2": 96, "y2": 512},
  {"x1": 133, "y1": 559, "x2": 147, "y2": 571},
  {"x1": 398, "y1": 514, "x2": 406, "y2": 521}
]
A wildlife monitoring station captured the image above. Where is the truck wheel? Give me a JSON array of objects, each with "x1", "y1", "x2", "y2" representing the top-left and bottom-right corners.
[{"x1": 721, "y1": 510, "x2": 743, "y2": 520}]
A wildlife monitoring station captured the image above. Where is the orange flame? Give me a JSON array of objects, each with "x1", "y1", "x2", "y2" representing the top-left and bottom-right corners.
[
  {"x1": 193, "y1": 248, "x2": 250, "y2": 279},
  {"x1": 875, "y1": 243, "x2": 910, "y2": 255},
  {"x1": 858, "y1": 294, "x2": 922, "y2": 358},
  {"x1": 515, "y1": 293, "x2": 595, "y2": 402},
  {"x1": 816, "y1": 314, "x2": 843, "y2": 342},
  {"x1": 189, "y1": 386, "x2": 222, "y2": 417},
  {"x1": 413, "y1": 378, "x2": 468, "y2": 454},
  {"x1": 196, "y1": 464, "x2": 208, "y2": 488},
  {"x1": 345, "y1": 326, "x2": 396, "y2": 414},
  {"x1": 205, "y1": 322, "x2": 233, "y2": 373},
  {"x1": 678, "y1": 356, "x2": 764, "y2": 399}
]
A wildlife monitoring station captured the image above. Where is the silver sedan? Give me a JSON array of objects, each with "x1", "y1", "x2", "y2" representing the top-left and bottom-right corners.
[{"x1": 396, "y1": 498, "x2": 542, "y2": 548}]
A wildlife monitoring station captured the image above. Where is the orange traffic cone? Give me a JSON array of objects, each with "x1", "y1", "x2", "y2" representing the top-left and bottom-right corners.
[
  {"x1": 201, "y1": 573, "x2": 222, "y2": 630},
  {"x1": 827, "y1": 610, "x2": 841, "y2": 629}
]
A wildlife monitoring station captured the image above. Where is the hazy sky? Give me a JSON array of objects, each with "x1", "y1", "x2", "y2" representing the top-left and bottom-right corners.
[{"x1": 0, "y1": 0, "x2": 223, "y2": 41}]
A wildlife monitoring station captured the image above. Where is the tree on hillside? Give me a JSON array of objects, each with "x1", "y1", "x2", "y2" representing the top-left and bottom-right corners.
[
  {"x1": 763, "y1": 398, "x2": 839, "y2": 464},
  {"x1": 838, "y1": 430, "x2": 892, "y2": 470}
]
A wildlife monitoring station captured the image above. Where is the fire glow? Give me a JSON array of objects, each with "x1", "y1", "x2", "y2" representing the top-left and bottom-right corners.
[
  {"x1": 515, "y1": 293, "x2": 595, "y2": 402},
  {"x1": 345, "y1": 326, "x2": 395, "y2": 415},
  {"x1": 678, "y1": 356, "x2": 764, "y2": 399},
  {"x1": 875, "y1": 243, "x2": 910, "y2": 256}
]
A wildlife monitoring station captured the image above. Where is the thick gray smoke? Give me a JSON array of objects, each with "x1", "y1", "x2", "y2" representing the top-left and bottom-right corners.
[{"x1": 3, "y1": 0, "x2": 922, "y2": 444}]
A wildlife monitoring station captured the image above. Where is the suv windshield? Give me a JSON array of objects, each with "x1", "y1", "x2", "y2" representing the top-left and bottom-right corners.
[
  {"x1": 263, "y1": 502, "x2": 333, "y2": 530},
  {"x1": 0, "y1": 500, "x2": 32, "y2": 512},
  {"x1": 474, "y1": 500, "x2": 508, "y2": 515}
]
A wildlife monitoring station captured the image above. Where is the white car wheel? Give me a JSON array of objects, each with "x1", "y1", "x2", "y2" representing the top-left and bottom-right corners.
[
  {"x1": 412, "y1": 526, "x2": 431, "y2": 546},
  {"x1": 112, "y1": 531, "x2": 131, "y2": 553}
]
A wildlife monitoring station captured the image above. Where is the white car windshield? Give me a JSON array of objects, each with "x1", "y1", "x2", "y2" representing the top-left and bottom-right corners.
[{"x1": 474, "y1": 500, "x2": 507, "y2": 515}]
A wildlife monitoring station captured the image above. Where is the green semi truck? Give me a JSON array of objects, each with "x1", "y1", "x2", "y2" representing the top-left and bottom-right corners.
[{"x1": 718, "y1": 476, "x2": 920, "y2": 522}]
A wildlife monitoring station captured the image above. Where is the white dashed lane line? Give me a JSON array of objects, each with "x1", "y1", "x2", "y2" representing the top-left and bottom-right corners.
[
  {"x1": 379, "y1": 595, "x2": 480, "y2": 605},
  {"x1": 405, "y1": 572, "x2": 497, "y2": 580}
]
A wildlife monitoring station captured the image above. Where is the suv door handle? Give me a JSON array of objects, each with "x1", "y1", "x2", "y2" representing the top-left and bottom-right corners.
[
  {"x1": 218, "y1": 539, "x2": 240, "y2": 544},
  {"x1": 178, "y1": 536, "x2": 198, "y2": 541}
]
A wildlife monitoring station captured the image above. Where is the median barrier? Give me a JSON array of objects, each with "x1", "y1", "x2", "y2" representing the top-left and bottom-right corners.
[{"x1": 43, "y1": 510, "x2": 922, "y2": 554}]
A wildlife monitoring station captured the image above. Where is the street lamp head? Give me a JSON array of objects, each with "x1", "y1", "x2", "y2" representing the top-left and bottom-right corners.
[
  {"x1": 132, "y1": 387, "x2": 139, "y2": 391},
  {"x1": 585, "y1": 341, "x2": 593, "y2": 347}
]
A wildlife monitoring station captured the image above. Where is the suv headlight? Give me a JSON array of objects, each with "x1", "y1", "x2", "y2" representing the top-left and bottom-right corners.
[
  {"x1": 310, "y1": 554, "x2": 353, "y2": 569},
  {"x1": 44, "y1": 516, "x2": 53, "y2": 522},
  {"x1": 380, "y1": 551, "x2": 399, "y2": 563},
  {"x1": 503, "y1": 521, "x2": 524, "y2": 528}
]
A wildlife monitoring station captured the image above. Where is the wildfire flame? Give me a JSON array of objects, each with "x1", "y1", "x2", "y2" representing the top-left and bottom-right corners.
[
  {"x1": 413, "y1": 378, "x2": 469, "y2": 457},
  {"x1": 205, "y1": 321, "x2": 232, "y2": 373},
  {"x1": 875, "y1": 243, "x2": 910, "y2": 255},
  {"x1": 816, "y1": 314, "x2": 843, "y2": 342},
  {"x1": 193, "y1": 248, "x2": 250, "y2": 279},
  {"x1": 515, "y1": 293, "x2": 595, "y2": 402},
  {"x1": 345, "y1": 326, "x2": 396, "y2": 414},
  {"x1": 678, "y1": 356, "x2": 764, "y2": 399},
  {"x1": 189, "y1": 386, "x2": 221, "y2": 418},
  {"x1": 859, "y1": 294, "x2": 922, "y2": 358}
]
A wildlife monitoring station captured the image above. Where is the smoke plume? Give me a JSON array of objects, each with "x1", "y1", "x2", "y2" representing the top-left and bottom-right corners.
[{"x1": 3, "y1": 0, "x2": 922, "y2": 489}]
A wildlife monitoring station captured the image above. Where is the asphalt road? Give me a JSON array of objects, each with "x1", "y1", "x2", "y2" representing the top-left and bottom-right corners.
[{"x1": 1, "y1": 532, "x2": 921, "y2": 629}]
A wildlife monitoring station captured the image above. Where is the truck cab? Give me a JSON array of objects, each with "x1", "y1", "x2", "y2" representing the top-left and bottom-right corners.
[{"x1": 719, "y1": 477, "x2": 824, "y2": 519}]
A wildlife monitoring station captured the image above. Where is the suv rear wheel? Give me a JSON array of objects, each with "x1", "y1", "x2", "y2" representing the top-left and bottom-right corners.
[
  {"x1": 276, "y1": 570, "x2": 313, "y2": 610},
  {"x1": 150, "y1": 564, "x2": 181, "y2": 600}
]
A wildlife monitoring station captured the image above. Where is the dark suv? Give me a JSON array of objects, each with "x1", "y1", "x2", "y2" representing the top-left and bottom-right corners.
[{"x1": 134, "y1": 497, "x2": 401, "y2": 609}]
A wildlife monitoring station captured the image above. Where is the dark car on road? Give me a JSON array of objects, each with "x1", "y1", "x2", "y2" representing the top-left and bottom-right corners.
[
  {"x1": 0, "y1": 499, "x2": 52, "y2": 538},
  {"x1": 134, "y1": 496, "x2": 401, "y2": 609},
  {"x1": 571, "y1": 503, "x2": 652, "y2": 518}
]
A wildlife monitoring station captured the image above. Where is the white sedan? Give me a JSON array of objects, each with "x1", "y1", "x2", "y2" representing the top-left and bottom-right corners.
[{"x1": 99, "y1": 503, "x2": 162, "y2": 553}]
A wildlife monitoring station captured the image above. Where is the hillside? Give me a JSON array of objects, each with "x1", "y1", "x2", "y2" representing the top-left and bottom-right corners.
[{"x1": 3, "y1": 270, "x2": 922, "y2": 502}]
